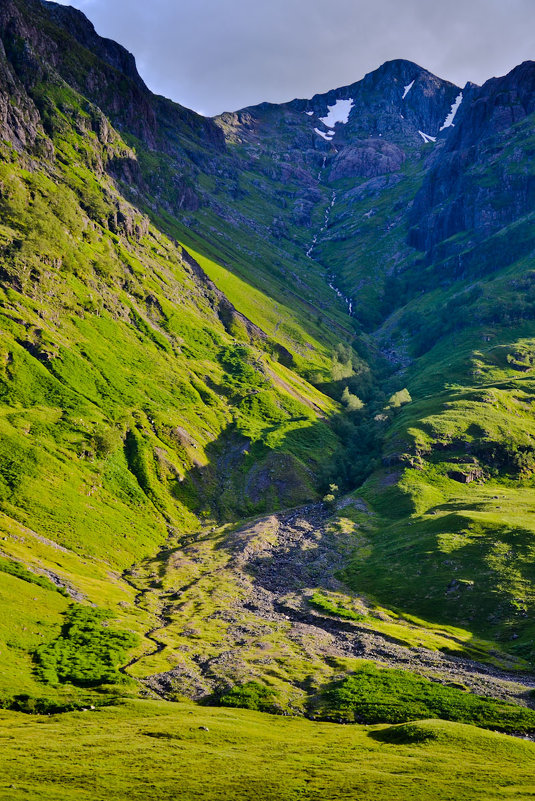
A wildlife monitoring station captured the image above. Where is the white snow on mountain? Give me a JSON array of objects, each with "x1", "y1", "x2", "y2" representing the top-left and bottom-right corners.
[
  {"x1": 418, "y1": 130, "x2": 437, "y2": 143},
  {"x1": 440, "y1": 92, "x2": 463, "y2": 130},
  {"x1": 319, "y1": 99, "x2": 354, "y2": 127},
  {"x1": 304, "y1": 111, "x2": 314, "y2": 116},
  {"x1": 402, "y1": 80, "x2": 415, "y2": 99},
  {"x1": 314, "y1": 127, "x2": 335, "y2": 141}
]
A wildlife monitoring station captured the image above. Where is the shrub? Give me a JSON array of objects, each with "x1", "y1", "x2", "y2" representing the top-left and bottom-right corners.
[
  {"x1": 92, "y1": 424, "x2": 120, "y2": 459},
  {"x1": 341, "y1": 386, "x2": 364, "y2": 411},
  {"x1": 322, "y1": 483, "x2": 339, "y2": 506},
  {"x1": 219, "y1": 345, "x2": 268, "y2": 397},
  {"x1": 0, "y1": 694, "x2": 114, "y2": 715},
  {"x1": 388, "y1": 388, "x2": 412, "y2": 409}
]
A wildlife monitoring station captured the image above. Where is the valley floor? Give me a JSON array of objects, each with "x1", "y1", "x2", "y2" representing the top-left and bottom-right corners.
[{"x1": 1, "y1": 700, "x2": 535, "y2": 801}]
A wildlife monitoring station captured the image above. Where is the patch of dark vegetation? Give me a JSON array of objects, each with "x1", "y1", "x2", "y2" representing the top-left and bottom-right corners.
[
  {"x1": 312, "y1": 664, "x2": 535, "y2": 734},
  {"x1": 0, "y1": 557, "x2": 69, "y2": 597},
  {"x1": 215, "y1": 681, "x2": 279, "y2": 713},
  {"x1": 142, "y1": 731, "x2": 184, "y2": 740},
  {"x1": 218, "y1": 345, "x2": 268, "y2": 398},
  {"x1": 370, "y1": 721, "x2": 440, "y2": 744},
  {"x1": 0, "y1": 693, "x2": 117, "y2": 715},
  {"x1": 35, "y1": 605, "x2": 139, "y2": 687}
]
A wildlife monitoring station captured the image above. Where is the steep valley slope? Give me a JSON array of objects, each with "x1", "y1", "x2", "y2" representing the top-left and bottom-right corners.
[{"x1": 0, "y1": 0, "x2": 535, "y2": 744}]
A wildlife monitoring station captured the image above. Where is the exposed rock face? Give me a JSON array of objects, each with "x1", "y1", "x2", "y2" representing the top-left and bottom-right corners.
[
  {"x1": 409, "y1": 61, "x2": 535, "y2": 261},
  {"x1": 0, "y1": 12, "x2": 42, "y2": 149},
  {"x1": 42, "y1": 1, "x2": 143, "y2": 82},
  {"x1": 343, "y1": 59, "x2": 459, "y2": 145},
  {"x1": 448, "y1": 61, "x2": 535, "y2": 150},
  {"x1": 344, "y1": 174, "x2": 402, "y2": 204},
  {"x1": 329, "y1": 139, "x2": 405, "y2": 180},
  {"x1": 448, "y1": 468, "x2": 485, "y2": 484}
]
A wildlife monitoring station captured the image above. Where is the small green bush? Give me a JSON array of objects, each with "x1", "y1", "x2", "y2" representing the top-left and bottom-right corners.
[
  {"x1": 92, "y1": 424, "x2": 120, "y2": 459},
  {"x1": 219, "y1": 345, "x2": 268, "y2": 397},
  {"x1": 388, "y1": 388, "x2": 412, "y2": 409},
  {"x1": 341, "y1": 386, "x2": 364, "y2": 411}
]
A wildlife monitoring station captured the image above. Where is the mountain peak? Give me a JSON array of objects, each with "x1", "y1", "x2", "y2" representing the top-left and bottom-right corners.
[
  {"x1": 38, "y1": 0, "x2": 145, "y2": 87},
  {"x1": 366, "y1": 58, "x2": 430, "y2": 79}
]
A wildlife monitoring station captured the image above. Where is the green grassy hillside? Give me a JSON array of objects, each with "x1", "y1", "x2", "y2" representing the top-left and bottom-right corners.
[{"x1": 344, "y1": 323, "x2": 535, "y2": 660}]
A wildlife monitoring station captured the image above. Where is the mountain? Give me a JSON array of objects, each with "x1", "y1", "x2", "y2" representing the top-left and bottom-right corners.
[{"x1": 1, "y1": 0, "x2": 535, "y2": 793}]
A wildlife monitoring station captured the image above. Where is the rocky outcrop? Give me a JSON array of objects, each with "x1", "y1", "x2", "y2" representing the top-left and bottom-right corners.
[
  {"x1": 0, "y1": 11, "x2": 42, "y2": 149},
  {"x1": 446, "y1": 61, "x2": 535, "y2": 151},
  {"x1": 287, "y1": 59, "x2": 461, "y2": 148},
  {"x1": 329, "y1": 139, "x2": 405, "y2": 180},
  {"x1": 344, "y1": 59, "x2": 460, "y2": 145},
  {"x1": 344, "y1": 173, "x2": 402, "y2": 204}
]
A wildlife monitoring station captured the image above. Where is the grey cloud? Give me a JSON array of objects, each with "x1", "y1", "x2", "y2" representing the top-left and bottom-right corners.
[{"x1": 53, "y1": 0, "x2": 535, "y2": 115}]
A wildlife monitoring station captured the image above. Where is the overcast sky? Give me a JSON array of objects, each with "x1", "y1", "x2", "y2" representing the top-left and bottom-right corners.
[{"x1": 52, "y1": 0, "x2": 535, "y2": 116}]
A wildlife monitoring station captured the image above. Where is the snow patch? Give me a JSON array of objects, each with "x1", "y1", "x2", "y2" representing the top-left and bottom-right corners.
[
  {"x1": 314, "y1": 127, "x2": 335, "y2": 141},
  {"x1": 319, "y1": 99, "x2": 354, "y2": 127},
  {"x1": 402, "y1": 80, "x2": 414, "y2": 100},
  {"x1": 304, "y1": 110, "x2": 314, "y2": 116},
  {"x1": 418, "y1": 130, "x2": 436, "y2": 144},
  {"x1": 440, "y1": 92, "x2": 463, "y2": 131}
]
